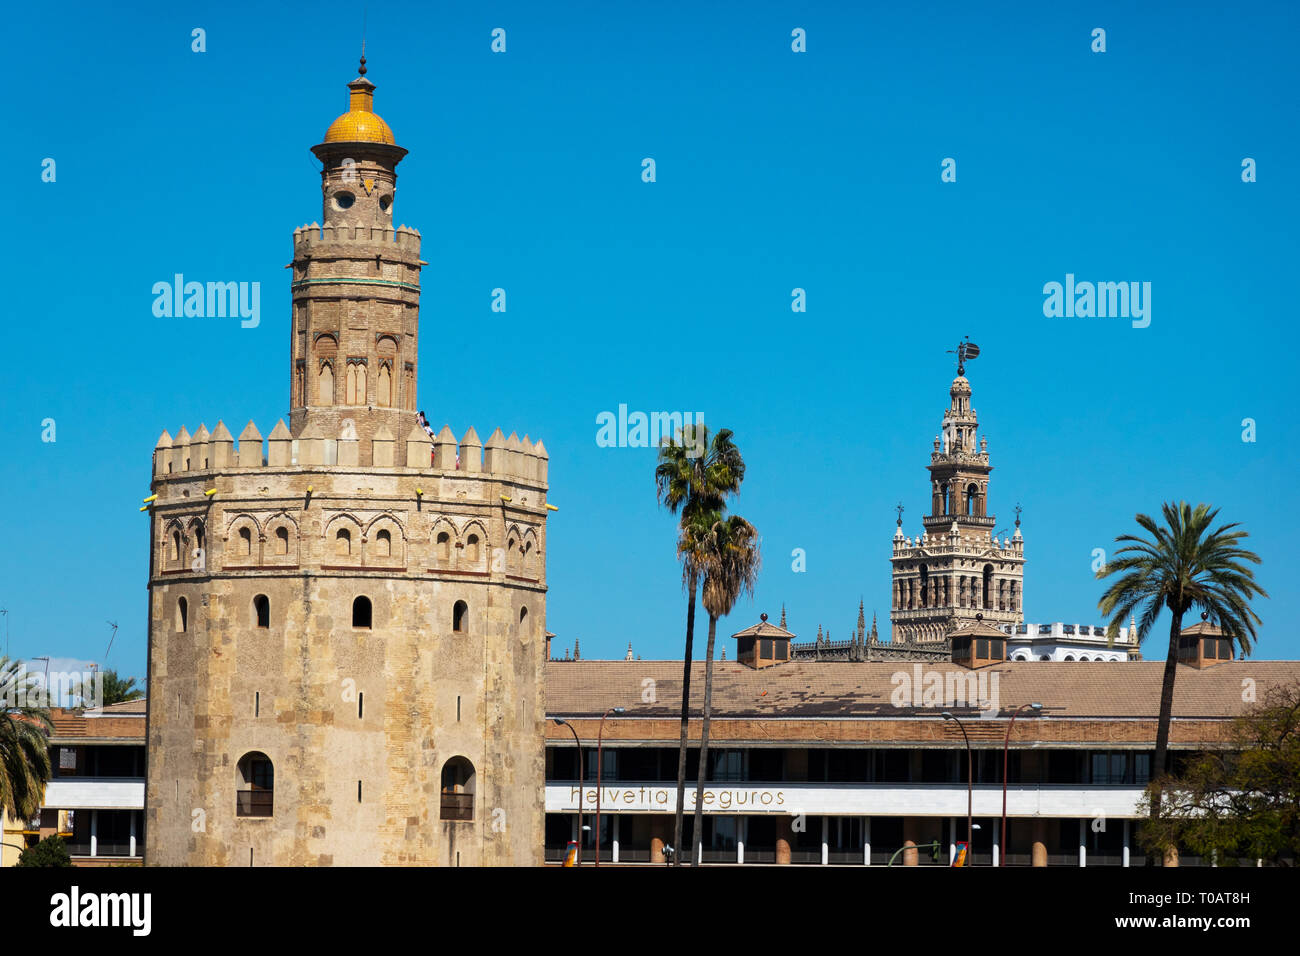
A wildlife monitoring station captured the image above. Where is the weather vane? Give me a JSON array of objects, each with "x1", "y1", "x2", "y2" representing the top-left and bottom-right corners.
[
  {"x1": 896, "y1": 501, "x2": 905, "y2": 527},
  {"x1": 1014, "y1": 503, "x2": 1022, "y2": 527},
  {"x1": 946, "y1": 336, "x2": 981, "y2": 376}
]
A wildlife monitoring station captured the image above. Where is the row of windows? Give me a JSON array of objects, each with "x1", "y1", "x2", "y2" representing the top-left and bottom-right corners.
[
  {"x1": 164, "y1": 523, "x2": 538, "y2": 574},
  {"x1": 234, "y1": 751, "x2": 475, "y2": 820},
  {"x1": 547, "y1": 747, "x2": 1163, "y2": 786},
  {"x1": 176, "y1": 595, "x2": 530, "y2": 634}
]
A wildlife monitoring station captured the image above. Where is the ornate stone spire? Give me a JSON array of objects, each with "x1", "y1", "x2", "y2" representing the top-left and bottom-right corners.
[
  {"x1": 857, "y1": 599, "x2": 866, "y2": 641},
  {"x1": 779, "y1": 604, "x2": 786, "y2": 628}
]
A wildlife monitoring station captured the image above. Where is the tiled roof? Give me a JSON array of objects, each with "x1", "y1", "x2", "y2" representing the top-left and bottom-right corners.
[
  {"x1": 46, "y1": 705, "x2": 147, "y2": 741},
  {"x1": 545, "y1": 660, "x2": 1300, "y2": 720}
]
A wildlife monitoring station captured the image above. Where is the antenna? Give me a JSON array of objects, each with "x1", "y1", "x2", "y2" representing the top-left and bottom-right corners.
[
  {"x1": 0, "y1": 607, "x2": 7, "y2": 659},
  {"x1": 359, "y1": 3, "x2": 368, "y2": 74},
  {"x1": 104, "y1": 620, "x2": 119, "y2": 668}
]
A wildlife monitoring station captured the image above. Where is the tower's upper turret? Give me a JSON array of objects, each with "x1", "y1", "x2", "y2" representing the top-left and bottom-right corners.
[
  {"x1": 311, "y1": 57, "x2": 408, "y2": 230},
  {"x1": 924, "y1": 370, "x2": 994, "y2": 534}
]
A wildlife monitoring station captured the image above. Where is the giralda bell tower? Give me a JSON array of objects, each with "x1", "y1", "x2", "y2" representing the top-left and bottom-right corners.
[{"x1": 889, "y1": 342, "x2": 1025, "y2": 644}]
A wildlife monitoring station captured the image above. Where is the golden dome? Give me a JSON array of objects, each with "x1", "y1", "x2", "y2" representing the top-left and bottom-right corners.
[{"x1": 323, "y1": 69, "x2": 396, "y2": 145}]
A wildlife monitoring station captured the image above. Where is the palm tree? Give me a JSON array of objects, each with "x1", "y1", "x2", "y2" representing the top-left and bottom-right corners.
[
  {"x1": 691, "y1": 513, "x2": 760, "y2": 866},
  {"x1": 0, "y1": 656, "x2": 54, "y2": 826},
  {"x1": 70, "y1": 669, "x2": 144, "y2": 708},
  {"x1": 1097, "y1": 502, "x2": 1266, "y2": 827},
  {"x1": 655, "y1": 425, "x2": 745, "y2": 865}
]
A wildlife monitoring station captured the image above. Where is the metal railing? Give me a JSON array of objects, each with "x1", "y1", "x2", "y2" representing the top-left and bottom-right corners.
[
  {"x1": 236, "y1": 790, "x2": 274, "y2": 817},
  {"x1": 440, "y1": 793, "x2": 473, "y2": 821}
]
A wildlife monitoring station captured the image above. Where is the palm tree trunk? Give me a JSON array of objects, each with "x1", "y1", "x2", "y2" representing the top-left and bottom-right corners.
[
  {"x1": 672, "y1": 572, "x2": 697, "y2": 866},
  {"x1": 691, "y1": 614, "x2": 719, "y2": 866},
  {"x1": 1149, "y1": 610, "x2": 1184, "y2": 829}
]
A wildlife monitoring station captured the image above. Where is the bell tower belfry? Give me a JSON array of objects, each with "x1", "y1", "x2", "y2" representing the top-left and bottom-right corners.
[
  {"x1": 889, "y1": 342, "x2": 1025, "y2": 644},
  {"x1": 289, "y1": 57, "x2": 422, "y2": 462}
]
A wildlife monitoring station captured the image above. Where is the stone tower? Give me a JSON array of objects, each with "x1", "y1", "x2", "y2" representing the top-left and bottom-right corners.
[
  {"x1": 143, "y1": 62, "x2": 550, "y2": 866},
  {"x1": 889, "y1": 358, "x2": 1024, "y2": 643}
]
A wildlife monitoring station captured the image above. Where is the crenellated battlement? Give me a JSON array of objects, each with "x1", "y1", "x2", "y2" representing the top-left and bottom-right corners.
[
  {"x1": 293, "y1": 221, "x2": 422, "y2": 255},
  {"x1": 152, "y1": 418, "x2": 548, "y2": 487}
]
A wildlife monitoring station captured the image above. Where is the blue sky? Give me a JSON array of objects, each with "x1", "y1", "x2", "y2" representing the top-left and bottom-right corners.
[{"x1": 3, "y1": 1, "x2": 1297, "y2": 682}]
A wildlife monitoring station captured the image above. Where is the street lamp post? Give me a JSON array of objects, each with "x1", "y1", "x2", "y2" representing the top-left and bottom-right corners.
[
  {"x1": 553, "y1": 718, "x2": 583, "y2": 865},
  {"x1": 942, "y1": 712, "x2": 973, "y2": 865},
  {"x1": 595, "y1": 706, "x2": 625, "y2": 866},
  {"x1": 1000, "y1": 702, "x2": 1043, "y2": 867}
]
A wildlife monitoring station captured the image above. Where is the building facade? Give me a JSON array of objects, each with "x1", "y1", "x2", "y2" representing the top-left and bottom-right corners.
[
  {"x1": 891, "y1": 365, "x2": 1025, "y2": 644},
  {"x1": 1, "y1": 702, "x2": 146, "y2": 867},
  {"x1": 1007, "y1": 621, "x2": 1142, "y2": 662},
  {"x1": 143, "y1": 62, "x2": 550, "y2": 866},
  {"x1": 544, "y1": 620, "x2": 1299, "y2": 866}
]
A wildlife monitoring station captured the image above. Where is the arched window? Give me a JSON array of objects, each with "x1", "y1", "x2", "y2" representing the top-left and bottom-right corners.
[
  {"x1": 919, "y1": 564, "x2": 929, "y2": 608},
  {"x1": 253, "y1": 594, "x2": 270, "y2": 629},
  {"x1": 942, "y1": 483, "x2": 952, "y2": 515},
  {"x1": 375, "y1": 529, "x2": 392, "y2": 558},
  {"x1": 982, "y1": 565, "x2": 993, "y2": 609},
  {"x1": 465, "y1": 534, "x2": 480, "y2": 564},
  {"x1": 170, "y1": 530, "x2": 181, "y2": 562},
  {"x1": 453, "y1": 600, "x2": 468, "y2": 634},
  {"x1": 236, "y1": 751, "x2": 274, "y2": 817},
  {"x1": 507, "y1": 536, "x2": 518, "y2": 572},
  {"x1": 336, "y1": 528, "x2": 352, "y2": 556},
  {"x1": 966, "y1": 484, "x2": 978, "y2": 516},
  {"x1": 275, "y1": 527, "x2": 289, "y2": 555},
  {"x1": 239, "y1": 527, "x2": 252, "y2": 557},
  {"x1": 1063, "y1": 655, "x2": 1075, "y2": 662},
  {"x1": 344, "y1": 362, "x2": 367, "y2": 405},
  {"x1": 377, "y1": 363, "x2": 392, "y2": 408},
  {"x1": 436, "y1": 531, "x2": 451, "y2": 564},
  {"x1": 176, "y1": 597, "x2": 188, "y2": 633},
  {"x1": 440, "y1": 757, "x2": 475, "y2": 821},
  {"x1": 353, "y1": 596, "x2": 372, "y2": 629},
  {"x1": 319, "y1": 361, "x2": 335, "y2": 405},
  {"x1": 519, "y1": 606, "x2": 529, "y2": 636}
]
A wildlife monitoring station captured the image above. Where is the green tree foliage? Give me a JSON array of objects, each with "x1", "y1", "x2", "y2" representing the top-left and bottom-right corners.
[
  {"x1": 1138, "y1": 681, "x2": 1300, "y2": 866},
  {"x1": 17, "y1": 834, "x2": 73, "y2": 867}
]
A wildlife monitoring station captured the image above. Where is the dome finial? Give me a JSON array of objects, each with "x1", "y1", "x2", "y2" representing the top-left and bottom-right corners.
[{"x1": 358, "y1": 54, "x2": 367, "y2": 76}]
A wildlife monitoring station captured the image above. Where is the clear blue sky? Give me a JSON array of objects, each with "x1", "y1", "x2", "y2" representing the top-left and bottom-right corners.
[{"x1": 3, "y1": 1, "x2": 1297, "y2": 684}]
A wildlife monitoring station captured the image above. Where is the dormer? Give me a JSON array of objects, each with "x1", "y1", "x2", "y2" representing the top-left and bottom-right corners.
[
  {"x1": 1177, "y1": 619, "x2": 1234, "y2": 669},
  {"x1": 731, "y1": 613, "x2": 795, "y2": 669},
  {"x1": 948, "y1": 619, "x2": 1008, "y2": 668}
]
